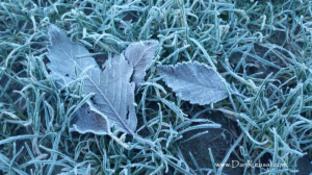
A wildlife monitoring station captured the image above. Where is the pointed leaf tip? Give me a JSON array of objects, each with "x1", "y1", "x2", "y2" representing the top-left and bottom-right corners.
[
  {"x1": 124, "y1": 40, "x2": 159, "y2": 85},
  {"x1": 48, "y1": 24, "x2": 68, "y2": 45}
]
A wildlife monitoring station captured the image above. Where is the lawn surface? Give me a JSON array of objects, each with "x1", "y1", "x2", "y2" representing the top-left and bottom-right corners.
[{"x1": 1, "y1": 0, "x2": 312, "y2": 174}]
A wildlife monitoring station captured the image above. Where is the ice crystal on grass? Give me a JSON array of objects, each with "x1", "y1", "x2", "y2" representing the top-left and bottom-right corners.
[{"x1": 1, "y1": 1, "x2": 312, "y2": 174}]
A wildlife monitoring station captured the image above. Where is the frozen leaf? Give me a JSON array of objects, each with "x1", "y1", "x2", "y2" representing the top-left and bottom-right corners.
[
  {"x1": 47, "y1": 25, "x2": 137, "y2": 135},
  {"x1": 159, "y1": 62, "x2": 228, "y2": 105},
  {"x1": 85, "y1": 54, "x2": 137, "y2": 134},
  {"x1": 124, "y1": 40, "x2": 159, "y2": 85},
  {"x1": 47, "y1": 24, "x2": 100, "y2": 85},
  {"x1": 71, "y1": 104, "x2": 108, "y2": 135}
]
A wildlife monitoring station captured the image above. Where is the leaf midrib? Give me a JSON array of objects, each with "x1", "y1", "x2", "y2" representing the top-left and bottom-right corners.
[
  {"x1": 58, "y1": 44, "x2": 134, "y2": 135},
  {"x1": 86, "y1": 71, "x2": 134, "y2": 135}
]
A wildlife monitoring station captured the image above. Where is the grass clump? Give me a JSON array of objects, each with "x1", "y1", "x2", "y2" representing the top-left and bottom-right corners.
[{"x1": 1, "y1": 0, "x2": 312, "y2": 174}]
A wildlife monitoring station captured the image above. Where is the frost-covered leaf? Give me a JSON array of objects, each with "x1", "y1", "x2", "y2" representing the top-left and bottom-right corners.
[
  {"x1": 159, "y1": 62, "x2": 228, "y2": 105},
  {"x1": 71, "y1": 104, "x2": 108, "y2": 135},
  {"x1": 85, "y1": 55, "x2": 137, "y2": 134},
  {"x1": 47, "y1": 24, "x2": 100, "y2": 85},
  {"x1": 47, "y1": 25, "x2": 137, "y2": 135},
  {"x1": 124, "y1": 40, "x2": 159, "y2": 85}
]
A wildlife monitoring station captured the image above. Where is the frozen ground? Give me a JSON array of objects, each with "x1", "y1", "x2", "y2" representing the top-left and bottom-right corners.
[{"x1": 1, "y1": 0, "x2": 312, "y2": 174}]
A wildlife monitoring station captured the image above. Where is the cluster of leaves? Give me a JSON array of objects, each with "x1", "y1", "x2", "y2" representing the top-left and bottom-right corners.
[
  {"x1": 1, "y1": 0, "x2": 312, "y2": 175},
  {"x1": 47, "y1": 25, "x2": 158, "y2": 136},
  {"x1": 47, "y1": 24, "x2": 228, "y2": 139}
]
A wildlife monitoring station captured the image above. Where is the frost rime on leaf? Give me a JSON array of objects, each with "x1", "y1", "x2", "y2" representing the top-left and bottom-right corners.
[
  {"x1": 159, "y1": 62, "x2": 229, "y2": 105},
  {"x1": 47, "y1": 25, "x2": 137, "y2": 135}
]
